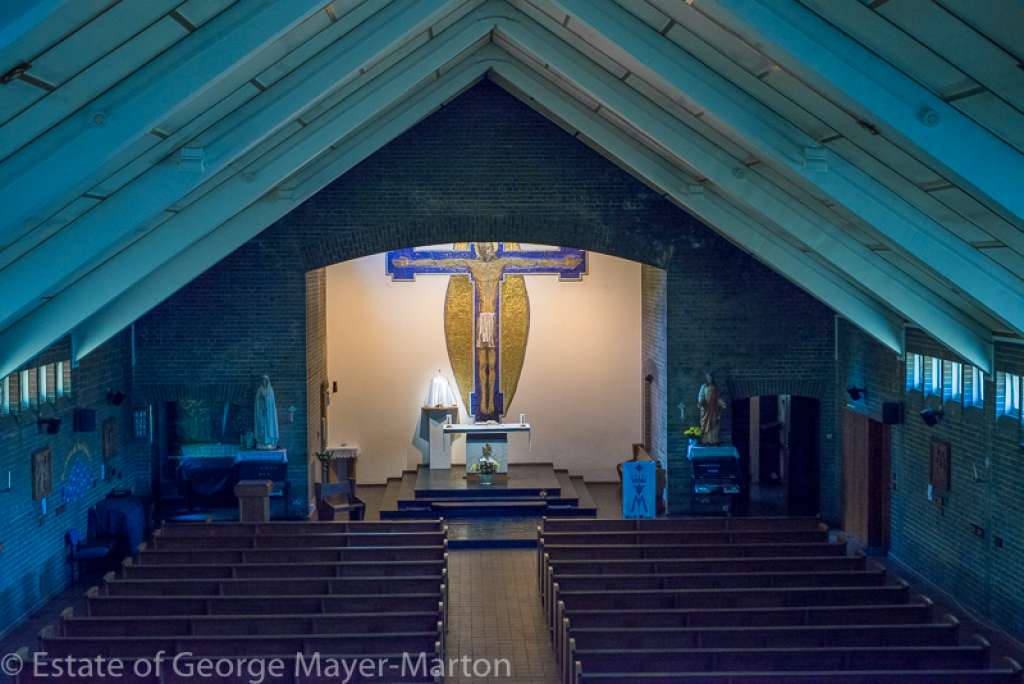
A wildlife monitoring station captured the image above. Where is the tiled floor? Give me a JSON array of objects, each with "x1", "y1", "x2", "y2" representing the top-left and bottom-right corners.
[{"x1": 445, "y1": 549, "x2": 560, "y2": 683}]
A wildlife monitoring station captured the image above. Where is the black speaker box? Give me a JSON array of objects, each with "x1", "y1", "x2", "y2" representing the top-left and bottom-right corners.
[
  {"x1": 73, "y1": 408, "x2": 96, "y2": 432},
  {"x1": 882, "y1": 401, "x2": 903, "y2": 425}
]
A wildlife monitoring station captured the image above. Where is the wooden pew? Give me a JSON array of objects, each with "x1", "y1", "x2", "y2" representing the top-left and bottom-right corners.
[
  {"x1": 158, "y1": 520, "x2": 444, "y2": 536},
  {"x1": 102, "y1": 573, "x2": 444, "y2": 597},
  {"x1": 60, "y1": 607, "x2": 443, "y2": 637},
  {"x1": 121, "y1": 558, "x2": 447, "y2": 580},
  {"x1": 134, "y1": 544, "x2": 446, "y2": 565},
  {"x1": 40, "y1": 624, "x2": 442, "y2": 658},
  {"x1": 541, "y1": 516, "x2": 824, "y2": 532},
  {"x1": 570, "y1": 639, "x2": 999, "y2": 683},
  {"x1": 539, "y1": 528, "x2": 829, "y2": 546},
  {"x1": 148, "y1": 530, "x2": 446, "y2": 549},
  {"x1": 552, "y1": 567, "x2": 887, "y2": 593},
  {"x1": 85, "y1": 588, "x2": 445, "y2": 617},
  {"x1": 552, "y1": 593, "x2": 929, "y2": 663},
  {"x1": 558, "y1": 616, "x2": 962, "y2": 682},
  {"x1": 568, "y1": 616, "x2": 961, "y2": 649},
  {"x1": 573, "y1": 661, "x2": 1024, "y2": 684},
  {"x1": 540, "y1": 554, "x2": 867, "y2": 607},
  {"x1": 540, "y1": 520, "x2": 835, "y2": 585}
]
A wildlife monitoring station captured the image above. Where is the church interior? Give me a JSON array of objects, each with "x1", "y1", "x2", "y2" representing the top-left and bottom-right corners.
[{"x1": 1, "y1": 1, "x2": 1024, "y2": 682}]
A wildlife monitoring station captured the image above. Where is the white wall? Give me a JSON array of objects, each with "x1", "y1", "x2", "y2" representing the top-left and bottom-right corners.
[{"x1": 325, "y1": 249, "x2": 641, "y2": 484}]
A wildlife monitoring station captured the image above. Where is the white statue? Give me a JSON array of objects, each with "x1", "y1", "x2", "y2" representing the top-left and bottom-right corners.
[
  {"x1": 425, "y1": 369, "x2": 457, "y2": 407},
  {"x1": 254, "y1": 375, "x2": 279, "y2": 449}
]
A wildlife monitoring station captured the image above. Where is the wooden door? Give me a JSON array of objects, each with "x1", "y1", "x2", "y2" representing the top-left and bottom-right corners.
[{"x1": 842, "y1": 409, "x2": 891, "y2": 551}]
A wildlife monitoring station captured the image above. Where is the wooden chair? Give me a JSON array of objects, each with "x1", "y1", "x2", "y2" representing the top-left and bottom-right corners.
[
  {"x1": 316, "y1": 479, "x2": 366, "y2": 521},
  {"x1": 65, "y1": 528, "x2": 113, "y2": 583}
]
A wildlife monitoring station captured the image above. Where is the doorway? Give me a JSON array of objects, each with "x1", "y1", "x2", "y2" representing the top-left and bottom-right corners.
[
  {"x1": 732, "y1": 395, "x2": 820, "y2": 516},
  {"x1": 842, "y1": 410, "x2": 891, "y2": 553}
]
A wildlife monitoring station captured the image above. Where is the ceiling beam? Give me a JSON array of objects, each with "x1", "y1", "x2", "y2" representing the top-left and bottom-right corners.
[
  {"x1": 72, "y1": 64, "x2": 489, "y2": 362},
  {"x1": 488, "y1": 58, "x2": 906, "y2": 354},
  {"x1": 0, "y1": 0, "x2": 330, "y2": 244},
  {"x1": 700, "y1": 0, "x2": 1024, "y2": 225},
  {"x1": 0, "y1": 0, "x2": 466, "y2": 329},
  {"x1": 0, "y1": 19, "x2": 493, "y2": 379},
  {"x1": 546, "y1": 0, "x2": 1024, "y2": 337},
  {"x1": 495, "y1": 15, "x2": 990, "y2": 370}
]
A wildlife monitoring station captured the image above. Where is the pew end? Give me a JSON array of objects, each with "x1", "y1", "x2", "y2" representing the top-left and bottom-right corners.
[{"x1": 1001, "y1": 657, "x2": 1023, "y2": 681}]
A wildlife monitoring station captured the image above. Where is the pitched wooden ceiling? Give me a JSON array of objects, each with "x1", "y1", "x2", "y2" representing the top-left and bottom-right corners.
[{"x1": 0, "y1": 0, "x2": 1022, "y2": 377}]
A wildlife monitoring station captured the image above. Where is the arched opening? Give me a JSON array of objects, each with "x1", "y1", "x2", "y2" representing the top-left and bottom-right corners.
[
  {"x1": 731, "y1": 395, "x2": 820, "y2": 517},
  {"x1": 308, "y1": 240, "x2": 667, "y2": 520}
]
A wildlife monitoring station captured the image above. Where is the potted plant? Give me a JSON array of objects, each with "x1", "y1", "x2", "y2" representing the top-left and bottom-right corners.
[
  {"x1": 470, "y1": 445, "x2": 500, "y2": 485},
  {"x1": 684, "y1": 426, "x2": 702, "y2": 447}
]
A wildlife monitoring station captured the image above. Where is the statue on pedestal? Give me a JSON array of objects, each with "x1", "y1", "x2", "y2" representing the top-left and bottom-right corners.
[
  {"x1": 254, "y1": 375, "x2": 279, "y2": 449},
  {"x1": 697, "y1": 372, "x2": 726, "y2": 445}
]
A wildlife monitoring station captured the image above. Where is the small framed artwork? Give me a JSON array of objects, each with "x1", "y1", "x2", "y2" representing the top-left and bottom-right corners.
[
  {"x1": 102, "y1": 417, "x2": 118, "y2": 460},
  {"x1": 32, "y1": 447, "x2": 52, "y2": 501},
  {"x1": 930, "y1": 439, "x2": 951, "y2": 493}
]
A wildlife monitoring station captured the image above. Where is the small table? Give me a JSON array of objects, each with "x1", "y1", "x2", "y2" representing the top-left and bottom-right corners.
[{"x1": 325, "y1": 446, "x2": 359, "y2": 482}]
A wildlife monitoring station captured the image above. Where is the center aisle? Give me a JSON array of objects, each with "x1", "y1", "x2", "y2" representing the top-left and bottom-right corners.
[{"x1": 447, "y1": 549, "x2": 561, "y2": 683}]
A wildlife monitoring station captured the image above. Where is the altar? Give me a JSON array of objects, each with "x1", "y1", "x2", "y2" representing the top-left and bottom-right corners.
[{"x1": 442, "y1": 422, "x2": 530, "y2": 474}]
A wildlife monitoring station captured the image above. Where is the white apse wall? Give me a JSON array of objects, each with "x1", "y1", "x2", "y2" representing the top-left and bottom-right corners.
[{"x1": 325, "y1": 248, "x2": 642, "y2": 484}]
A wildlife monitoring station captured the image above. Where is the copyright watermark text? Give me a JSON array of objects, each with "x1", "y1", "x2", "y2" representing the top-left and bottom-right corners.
[{"x1": 4, "y1": 651, "x2": 511, "y2": 682}]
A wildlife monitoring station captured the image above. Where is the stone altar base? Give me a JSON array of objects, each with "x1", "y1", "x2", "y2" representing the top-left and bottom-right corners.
[{"x1": 379, "y1": 463, "x2": 597, "y2": 521}]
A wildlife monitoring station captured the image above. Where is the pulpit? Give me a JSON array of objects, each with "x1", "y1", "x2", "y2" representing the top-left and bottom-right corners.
[{"x1": 422, "y1": 407, "x2": 458, "y2": 470}]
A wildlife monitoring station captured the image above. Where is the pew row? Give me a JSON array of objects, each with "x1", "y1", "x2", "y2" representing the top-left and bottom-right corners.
[
  {"x1": 121, "y1": 558, "x2": 447, "y2": 580},
  {"x1": 158, "y1": 520, "x2": 444, "y2": 536},
  {"x1": 572, "y1": 661, "x2": 1023, "y2": 684},
  {"x1": 39, "y1": 624, "x2": 443, "y2": 658},
  {"x1": 101, "y1": 573, "x2": 446, "y2": 597},
  {"x1": 541, "y1": 516, "x2": 824, "y2": 532},
  {"x1": 148, "y1": 530, "x2": 446, "y2": 550},
  {"x1": 60, "y1": 607, "x2": 443, "y2": 637},
  {"x1": 133, "y1": 544, "x2": 447, "y2": 565}
]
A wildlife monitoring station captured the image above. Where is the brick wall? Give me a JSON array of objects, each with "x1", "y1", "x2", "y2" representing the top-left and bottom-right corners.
[
  {"x1": 0, "y1": 333, "x2": 145, "y2": 638},
  {"x1": 838, "y1": 322, "x2": 1024, "y2": 638},
  {"x1": 641, "y1": 265, "x2": 668, "y2": 467},
  {"x1": 665, "y1": 236, "x2": 839, "y2": 519},
  {"x1": 306, "y1": 267, "x2": 328, "y2": 505}
]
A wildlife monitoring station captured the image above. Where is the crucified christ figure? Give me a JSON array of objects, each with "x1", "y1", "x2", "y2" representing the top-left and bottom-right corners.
[{"x1": 393, "y1": 242, "x2": 582, "y2": 419}]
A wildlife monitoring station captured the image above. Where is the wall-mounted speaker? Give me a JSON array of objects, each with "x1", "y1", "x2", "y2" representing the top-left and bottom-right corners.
[
  {"x1": 73, "y1": 408, "x2": 96, "y2": 432},
  {"x1": 882, "y1": 401, "x2": 903, "y2": 425}
]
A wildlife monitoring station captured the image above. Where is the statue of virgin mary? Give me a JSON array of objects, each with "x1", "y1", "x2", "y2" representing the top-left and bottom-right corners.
[{"x1": 254, "y1": 375, "x2": 279, "y2": 449}]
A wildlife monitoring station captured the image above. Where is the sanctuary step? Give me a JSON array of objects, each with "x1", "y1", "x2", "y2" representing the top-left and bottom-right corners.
[{"x1": 379, "y1": 463, "x2": 598, "y2": 520}]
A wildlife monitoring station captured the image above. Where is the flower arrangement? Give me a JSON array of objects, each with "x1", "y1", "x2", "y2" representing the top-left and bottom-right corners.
[
  {"x1": 474, "y1": 455, "x2": 499, "y2": 475},
  {"x1": 683, "y1": 426, "x2": 702, "y2": 439}
]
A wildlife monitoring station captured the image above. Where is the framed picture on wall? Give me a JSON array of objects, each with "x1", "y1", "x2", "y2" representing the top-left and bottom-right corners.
[
  {"x1": 102, "y1": 417, "x2": 118, "y2": 460},
  {"x1": 32, "y1": 447, "x2": 52, "y2": 500},
  {"x1": 930, "y1": 439, "x2": 951, "y2": 493}
]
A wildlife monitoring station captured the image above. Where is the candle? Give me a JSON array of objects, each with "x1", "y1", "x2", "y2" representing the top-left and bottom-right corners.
[{"x1": 519, "y1": 413, "x2": 526, "y2": 425}]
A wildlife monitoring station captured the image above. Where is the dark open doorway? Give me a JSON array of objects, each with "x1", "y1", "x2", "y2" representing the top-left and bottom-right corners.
[{"x1": 732, "y1": 395, "x2": 820, "y2": 516}]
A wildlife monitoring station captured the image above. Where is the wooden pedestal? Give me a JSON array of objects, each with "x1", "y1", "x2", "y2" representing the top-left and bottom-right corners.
[{"x1": 234, "y1": 479, "x2": 273, "y2": 522}]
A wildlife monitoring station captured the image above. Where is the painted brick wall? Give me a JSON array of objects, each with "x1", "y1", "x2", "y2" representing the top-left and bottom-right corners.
[
  {"x1": 306, "y1": 267, "x2": 328, "y2": 504},
  {"x1": 838, "y1": 322, "x2": 1024, "y2": 638},
  {"x1": 641, "y1": 264, "x2": 668, "y2": 466},
  {"x1": 665, "y1": 236, "x2": 839, "y2": 519},
  {"x1": 0, "y1": 333, "x2": 145, "y2": 638}
]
